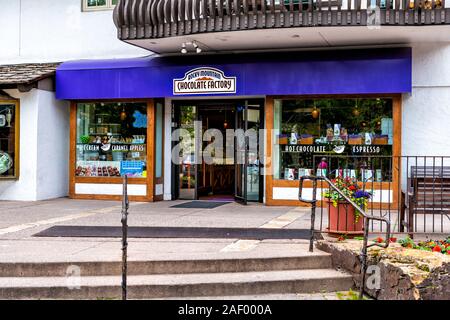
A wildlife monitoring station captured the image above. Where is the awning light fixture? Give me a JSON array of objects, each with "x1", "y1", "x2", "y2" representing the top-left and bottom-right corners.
[
  {"x1": 181, "y1": 43, "x2": 187, "y2": 54},
  {"x1": 181, "y1": 41, "x2": 202, "y2": 54}
]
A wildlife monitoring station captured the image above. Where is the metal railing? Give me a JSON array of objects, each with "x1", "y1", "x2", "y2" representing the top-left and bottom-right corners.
[
  {"x1": 121, "y1": 175, "x2": 129, "y2": 301},
  {"x1": 297, "y1": 155, "x2": 450, "y2": 298},
  {"x1": 114, "y1": 0, "x2": 450, "y2": 40},
  {"x1": 304, "y1": 155, "x2": 450, "y2": 236},
  {"x1": 299, "y1": 174, "x2": 390, "y2": 299}
]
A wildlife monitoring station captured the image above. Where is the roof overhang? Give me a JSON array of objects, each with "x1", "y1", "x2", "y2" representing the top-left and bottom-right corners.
[
  {"x1": 0, "y1": 63, "x2": 59, "y2": 92},
  {"x1": 123, "y1": 25, "x2": 450, "y2": 54}
]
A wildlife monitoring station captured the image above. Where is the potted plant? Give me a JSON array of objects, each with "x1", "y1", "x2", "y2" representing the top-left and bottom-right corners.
[{"x1": 323, "y1": 176, "x2": 372, "y2": 236}]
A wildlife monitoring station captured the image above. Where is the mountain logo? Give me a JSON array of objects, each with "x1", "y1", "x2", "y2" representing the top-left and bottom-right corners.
[{"x1": 174, "y1": 67, "x2": 236, "y2": 95}]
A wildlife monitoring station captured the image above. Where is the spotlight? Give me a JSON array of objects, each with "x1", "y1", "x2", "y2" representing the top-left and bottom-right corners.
[
  {"x1": 193, "y1": 41, "x2": 202, "y2": 54},
  {"x1": 180, "y1": 41, "x2": 202, "y2": 54},
  {"x1": 181, "y1": 43, "x2": 187, "y2": 54}
]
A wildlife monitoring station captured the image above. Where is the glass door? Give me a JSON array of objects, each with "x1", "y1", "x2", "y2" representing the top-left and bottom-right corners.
[
  {"x1": 246, "y1": 104, "x2": 261, "y2": 202},
  {"x1": 235, "y1": 100, "x2": 263, "y2": 204},
  {"x1": 235, "y1": 103, "x2": 248, "y2": 204},
  {"x1": 175, "y1": 104, "x2": 198, "y2": 200}
]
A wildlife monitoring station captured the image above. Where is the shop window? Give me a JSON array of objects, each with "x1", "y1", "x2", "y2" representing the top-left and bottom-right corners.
[
  {"x1": 75, "y1": 102, "x2": 147, "y2": 178},
  {"x1": 82, "y1": 0, "x2": 117, "y2": 11},
  {"x1": 0, "y1": 101, "x2": 19, "y2": 179},
  {"x1": 273, "y1": 98, "x2": 394, "y2": 182}
]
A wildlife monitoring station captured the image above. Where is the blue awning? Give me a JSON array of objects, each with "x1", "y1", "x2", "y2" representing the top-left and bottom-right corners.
[{"x1": 56, "y1": 48, "x2": 412, "y2": 100}]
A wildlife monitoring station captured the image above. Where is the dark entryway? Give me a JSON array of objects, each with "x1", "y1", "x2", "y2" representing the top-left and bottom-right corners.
[{"x1": 172, "y1": 99, "x2": 264, "y2": 204}]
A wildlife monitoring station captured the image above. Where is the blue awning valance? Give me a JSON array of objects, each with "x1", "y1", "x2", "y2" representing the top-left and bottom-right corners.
[{"x1": 56, "y1": 48, "x2": 412, "y2": 100}]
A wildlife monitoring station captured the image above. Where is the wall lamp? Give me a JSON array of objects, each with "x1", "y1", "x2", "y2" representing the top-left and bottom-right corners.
[{"x1": 181, "y1": 41, "x2": 202, "y2": 54}]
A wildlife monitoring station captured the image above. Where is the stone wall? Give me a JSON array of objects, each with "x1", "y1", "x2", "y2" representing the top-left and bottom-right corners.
[{"x1": 317, "y1": 240, "x2": 450, "y2": 300}]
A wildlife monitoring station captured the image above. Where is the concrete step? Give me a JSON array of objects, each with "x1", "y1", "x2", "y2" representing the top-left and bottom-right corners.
[
  {"x1": 151, "y1": 293, "x2": 343, "y2": 300},
  {"x1": 0, "y1": 269, "x2": 354, "y2": 300},
  {"x1": 0, "y1": 255, "x2": 332, "y2": 277}
]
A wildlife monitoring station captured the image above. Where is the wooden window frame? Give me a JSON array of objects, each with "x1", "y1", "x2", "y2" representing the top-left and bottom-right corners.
[
  {"x1": 69, "y1": 99, "x2": 155, "y2": 202},
  {"x1": 265, "y1": 94, "x2": 402, "y2": 208},
  {"x1": 82, "y1": 0, "x2": 117, "y2": 12},
  {"x1": 0, "y1": 99, "x2": 20, "y2": 180}
]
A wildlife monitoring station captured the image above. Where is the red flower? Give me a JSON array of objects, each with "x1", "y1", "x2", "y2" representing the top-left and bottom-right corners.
[
  {"x1": 389, "y1": 237, "x2": 397, "y2": 243},
  {"x1": 433, "y1": 245, "x2": 442, "y2": 253},
  {"x1": 376, "y1": 237, "x2": 384, "y2": 243},
  {"x1": 349, "y1": 185, "x2": 356, "y2": 191}
]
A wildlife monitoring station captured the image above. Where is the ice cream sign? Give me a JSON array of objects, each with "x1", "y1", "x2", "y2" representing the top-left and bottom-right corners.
[{"x1": 173, "y1": 67, "x2": 236, "y2": 95}]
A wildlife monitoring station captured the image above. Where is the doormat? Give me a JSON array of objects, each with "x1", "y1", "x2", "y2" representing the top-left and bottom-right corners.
[
  {"x1": 33, "y1": 226, "x2": 316, "y2": 240},
  {"x1": 170, "y1": 201, "x2": 229, "y2": 209}
]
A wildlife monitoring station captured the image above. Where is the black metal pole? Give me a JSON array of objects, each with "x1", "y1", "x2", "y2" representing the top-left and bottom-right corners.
[
  {"x1": 309, "y1": 178, "x2": 317, "y2": 252},
  {"x1": 359, "y1": 218, "x2": 370, "y2": 300},
  {"x1": 121, "y1": 175, "x2": 129, "y2": 301}
]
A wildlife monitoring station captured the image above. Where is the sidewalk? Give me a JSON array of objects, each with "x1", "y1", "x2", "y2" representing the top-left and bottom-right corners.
[
  {"x1": 0, "y1": 198, "x2": 357, "y2": 300},
  {"x1": 0, "y1": 198, "x2": 314, "y2": 263}
]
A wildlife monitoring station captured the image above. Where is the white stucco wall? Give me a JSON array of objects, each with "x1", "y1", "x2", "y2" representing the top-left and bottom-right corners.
[
  {"x1": 0, "y1": 89, "x2": 38, "y2": 200},
  {"x1": 0, "y1": 88, "x2": 69, "y2": 201},
  {"x1": 35, "y1": 90, "x2": 70, "y2": 200},
  {"x1": 0, "y1": 0, "x2": 149, "y2": 65},
  {"x1": 403, "y1": 43, "x2": 450, "y2": 156}
]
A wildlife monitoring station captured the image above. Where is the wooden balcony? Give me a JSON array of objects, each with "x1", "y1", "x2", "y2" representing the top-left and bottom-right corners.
[{"x1": 113, "y1": 0, "x2": 450, "y2": 53}]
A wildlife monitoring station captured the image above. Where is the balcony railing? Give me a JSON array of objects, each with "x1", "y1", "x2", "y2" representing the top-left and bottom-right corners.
[{"x1": 113, "y1": 0, "x2": 450, "y2": 40}]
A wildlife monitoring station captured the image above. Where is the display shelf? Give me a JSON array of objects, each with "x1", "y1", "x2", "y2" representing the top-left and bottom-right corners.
[{"x1": 88, "y1": 133, "x2": 122, "y2": 136}]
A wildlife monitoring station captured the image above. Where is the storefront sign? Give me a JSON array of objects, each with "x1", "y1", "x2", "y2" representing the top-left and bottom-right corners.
[
  {"x1": 80, "y1": 144, "x2": 100, "y2": 151},
  {"x1": 112, "y1": 144, "x2": 145, "y2": 152},
  {"x1": 351, "y1": 145, "x2": 382, "y2": 154},
  {"x1": 80, "y1": 144, "x2": 145, "y2": 152},
  {"x1": 284, "y1": 145, "x2": 327, "y2": 153},
  {"x1": 284, "y1": 144, "x2": 386, "y2": 154},
  {"x1": 173, "y1": 67, "x2": 236, "y2": 95}
]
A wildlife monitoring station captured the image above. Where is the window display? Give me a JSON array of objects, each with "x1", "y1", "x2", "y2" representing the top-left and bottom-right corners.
[
  {"x1": 0, "y1": 103, "x2": 18, "y2": 179},
  {"x1": 76, "y1": 102, "x2": 147, "y2": 178},
  {"x1": 273, "y1": 98, "x2": 394, "y2": 182}
]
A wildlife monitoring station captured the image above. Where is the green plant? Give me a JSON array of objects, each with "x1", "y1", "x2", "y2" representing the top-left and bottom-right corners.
[
  {"x1": 323, "y1": 176, "x2": 372, "y2": 222},
  {"x1": 399, "y1": 236, "x2": 450, "y2": 255},
  {"x1": 336, "y1": 289, "x2": 369, "y2": 300},
  {"x1": 80, "y1": 135, "x2": 90, "y2": 144}
]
